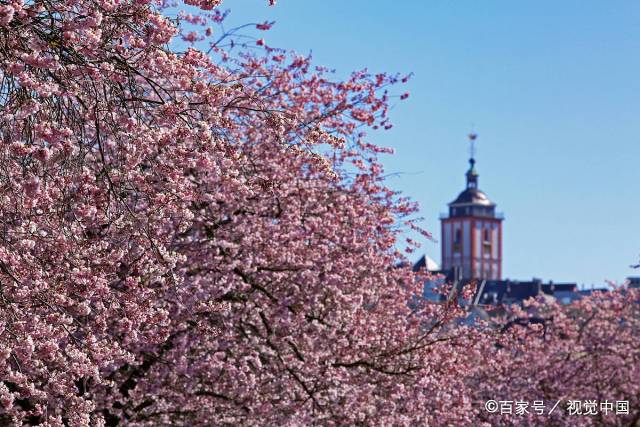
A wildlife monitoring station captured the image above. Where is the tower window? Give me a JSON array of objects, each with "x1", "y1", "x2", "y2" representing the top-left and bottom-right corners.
[
  {"x1": 453, "y1": 229, "x2": 462, "y2": 253},
  {"x1": 483, "y1": 228, "x2": 491, "y2": 254}
]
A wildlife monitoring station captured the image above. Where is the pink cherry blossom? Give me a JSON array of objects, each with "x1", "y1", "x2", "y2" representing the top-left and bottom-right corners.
[{"x1": 0, "y1": 0, "x2": 636, "y2": 425}]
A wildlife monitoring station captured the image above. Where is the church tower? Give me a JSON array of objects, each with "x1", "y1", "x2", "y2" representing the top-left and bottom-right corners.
[{"x1": 441, "y1": 133, "x2": 503, "y2": 280}]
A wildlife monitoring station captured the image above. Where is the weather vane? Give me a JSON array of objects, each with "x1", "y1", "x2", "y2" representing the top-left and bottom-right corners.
[{"x1": 468, "y1": 131, "x2": 477, "y2": 161}]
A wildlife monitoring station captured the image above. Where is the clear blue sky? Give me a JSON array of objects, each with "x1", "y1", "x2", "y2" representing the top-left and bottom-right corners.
[{"x1": 223, "y1": 0, "x2": 640, "y2": 287}]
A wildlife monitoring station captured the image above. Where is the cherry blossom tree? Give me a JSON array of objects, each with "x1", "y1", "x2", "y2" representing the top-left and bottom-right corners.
[
  {"x1": 0, "y1": 0, "x2": 487, "y2": 425},
  {"x1": 468, "y1": 286, "x2": 640, "y2": 427},
  {"x1": 1, "y1": 1, "x2": 638, "y2": 426}
]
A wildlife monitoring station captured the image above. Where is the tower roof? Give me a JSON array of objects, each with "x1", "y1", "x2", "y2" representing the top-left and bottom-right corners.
[
  {"x1": 449, "y1": 132, "x2": 494, "y2": 207},
  {"x1": 450, "y1": 187, "x2": 494, "y2": 206},
  {"x1": 412, "y1": 254, "x2": 440, "y2": 272}
]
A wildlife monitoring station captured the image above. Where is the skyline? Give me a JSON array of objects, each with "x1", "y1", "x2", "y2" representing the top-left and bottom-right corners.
[{"x1": 224, "y1": 0, "x2": 640, "y2": 287}]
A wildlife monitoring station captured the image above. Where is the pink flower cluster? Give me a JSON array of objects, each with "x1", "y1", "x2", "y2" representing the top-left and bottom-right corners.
[{"x1": 0, "y1": 0, "x2": 637, "y2": 425}]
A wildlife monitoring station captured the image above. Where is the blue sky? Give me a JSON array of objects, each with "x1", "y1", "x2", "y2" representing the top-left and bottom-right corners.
[{"x1": 222, "y1": 0, "x2": 640, "y2": 287}]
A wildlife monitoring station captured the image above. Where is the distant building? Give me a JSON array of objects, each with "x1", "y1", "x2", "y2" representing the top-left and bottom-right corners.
[
  {"x1": 440, "y1": 133, "x2": 503, "y2": 281},
  {"x1": 474, "y1": 279, "x2": 579, "y2": 306},
  {"x1": 628, "y1": 277, "x2": 640, "y2": 289},
  {"x1": 413, "y1": 133, "x2": 637, "y2": 309},
  {"x1": 415, "y1": 133, "x2": 599, "y2": 308},
  {"x1": 413, "y1": 255, "x2": 579, "y2": 306}
]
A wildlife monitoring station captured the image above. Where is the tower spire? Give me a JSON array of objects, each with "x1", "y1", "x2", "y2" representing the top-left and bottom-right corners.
[
  {"x1": 466, "y1": 132, "x2": 478, "y2": 189},
  {"x1": 469, "y1": 131, "x2": 477, "y2": 160}
]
